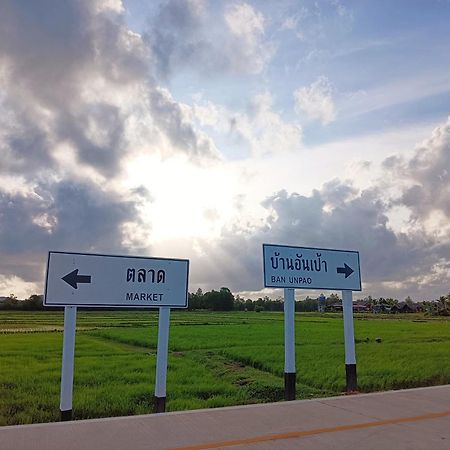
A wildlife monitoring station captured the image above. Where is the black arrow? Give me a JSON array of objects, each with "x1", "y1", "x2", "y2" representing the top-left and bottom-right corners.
[
  {"x1": 336, "y1": 263, "x2": 354, "y2": 279},
  {"x1": 62, "y1": 269, "x2": 91, "y2": 289}
]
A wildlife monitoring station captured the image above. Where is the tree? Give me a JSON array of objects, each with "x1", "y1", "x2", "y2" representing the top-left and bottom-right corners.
[
  {"x1": 23, "y1": 295, "x2": 43, "y2": 310},
  {"x1": 297, "y1": 296, "x2": 318, "y2": 312},
  {"x1": 188, "y1": 288, "x2": 205, "y2": 310},
  {"x1": 1, "y1": 294, "x2": 19, "y2": 310},
  {"x1": 245, "y1": 298, "x2": 254, "y2": 311},
  {"x1": 203, "y1": 287, "x2": 234, "y2": 311},
  {"x1": 233, "y1": 294, "x2": 245, "y2": 311},
  {"x1": 386, "y1": 298, "x2": 398, "y2": 306},
  {"x1": 218, "y1": 287, "x2": 234, "y2": 311},
  {"x1": 437, "y1": 294, "x2": 450, "y2": 316}
]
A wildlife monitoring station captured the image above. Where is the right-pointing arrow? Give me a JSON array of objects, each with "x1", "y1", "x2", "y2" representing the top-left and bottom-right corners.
[{"x1": 337, "y1": 263, "x2": 354, "y2": 279}]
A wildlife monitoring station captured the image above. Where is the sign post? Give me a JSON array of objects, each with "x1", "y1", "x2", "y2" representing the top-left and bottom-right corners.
[
  {"x1": 342, "y1": 290, "x2": 357, "y2": 391},
  {"x1": 44, "y1": 251, "x2": 189, "y2": 419},
  {"x1": 283, "y1": 288, "x2": 296, "y2": 400},
  {"x1": 60, "y1": 306, "x2": 77, "y2": 421},
  {"x1": 154, "y1": 307, "x2": 171, "y2": 412},
  {"x1": 263, "y1": 244, "x2": 361, "y2": 399}
]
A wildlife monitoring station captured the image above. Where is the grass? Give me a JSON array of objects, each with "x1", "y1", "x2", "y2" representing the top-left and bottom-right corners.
[{"x1": 1, "y1": 310, "x2": 449, "y2": 425}]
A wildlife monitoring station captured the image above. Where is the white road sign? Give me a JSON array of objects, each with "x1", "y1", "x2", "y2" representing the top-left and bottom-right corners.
[
  {"x1": 44, "y1": 251, "x2": 189, "y2": 308},
  {"x1": 263, "y1": 244, "x2": 361, "y2": 291}
]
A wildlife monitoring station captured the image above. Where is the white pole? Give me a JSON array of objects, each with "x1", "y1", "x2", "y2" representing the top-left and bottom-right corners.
[
  {"x1": 60, "y1": 305, "x2": 77, "y2": 420},
  {"x1": 342, "y1": 290, "x2": 357, "y2": 391},
  {"x1": 154, "y1": 306, "x2": 171, "y2": 412},
  {"x1": 284, "y1": 288, "x2": 296, "y2": 400}
]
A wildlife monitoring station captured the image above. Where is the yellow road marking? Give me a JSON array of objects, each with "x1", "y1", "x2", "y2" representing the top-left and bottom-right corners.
[{"x1": 168, "y1": 410, "x2": 450, "y2": 450}]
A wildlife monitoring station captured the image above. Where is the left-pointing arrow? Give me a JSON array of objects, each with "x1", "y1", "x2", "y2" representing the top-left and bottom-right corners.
[{"x1": 62, "y1": 269, "x2": 92, "y2": 289}]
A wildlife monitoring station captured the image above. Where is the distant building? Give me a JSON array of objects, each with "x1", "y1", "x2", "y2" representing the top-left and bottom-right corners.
[
  {"x1": 373, "y1": 304, "x2": 391, "y2": 314},
  {"x1": 328, "y1": 302, "x2": 343, "y2": 312},
  {"x1": 391, "y1": 302, "x2": 419, "y2": 314},
  {"x1": 318, "y1": 293, "x2": 326, "y2": 312},
  {"x1": 327, "y1": 301, "x2": 369, "y2": 313},
  {"x1": 353, "y1": 303, "x2": 370, "y2": 312}
]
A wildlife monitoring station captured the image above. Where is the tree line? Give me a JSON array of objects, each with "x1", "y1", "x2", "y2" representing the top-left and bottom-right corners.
[{"x1": 1, "y1": 291, "x2": 450, "y2": 315}]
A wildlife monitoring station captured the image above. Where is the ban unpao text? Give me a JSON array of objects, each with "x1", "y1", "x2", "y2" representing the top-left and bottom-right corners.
[{"x1": 270, "y1": 252, "x2": 327, "y2": 285}]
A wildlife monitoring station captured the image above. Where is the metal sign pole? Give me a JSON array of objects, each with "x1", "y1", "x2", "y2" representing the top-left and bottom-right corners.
[
  {"x1": 60, "y1": 305, "x2": 77, "y2": 421},
  {"x1": 284, "y1": 288, "x2": 296, "y2": 400},
  {"x1": 154, "y1": 306, "x2": 171, "y2": 413},
  {"x1": 342, "y1": 290, "x2": 357, "y2": 392}
]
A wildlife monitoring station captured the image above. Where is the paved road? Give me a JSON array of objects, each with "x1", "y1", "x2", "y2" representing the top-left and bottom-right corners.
[{"x1": 1, "y1": 385, "x2": 449, "y2": 450}]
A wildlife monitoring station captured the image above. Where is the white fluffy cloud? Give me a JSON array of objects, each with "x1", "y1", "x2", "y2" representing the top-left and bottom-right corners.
[
  {"x1": 294, "y1": 76, "x2": 336, "y2": 125},
  {"x1": 146, "y1": 0, "x2": 274, "y2": 78},
  {"x1": 390, "y1": 117, "x2": 450, "y2": 222},
  {"x1": 187, "y1": 118, "x2": 450, "y2": 300},
  {"x1": 279, "y1": 0, "x2": 353, "y2": 44},
  {"x1": 223, "y1": 2, "x2": 272, "y2": 74},
  {"x1": 191, "y1": 91, "x2": 302, "y2": 157}
]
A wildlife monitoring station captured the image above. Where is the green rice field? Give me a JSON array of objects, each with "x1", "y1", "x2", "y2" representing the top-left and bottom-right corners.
[{"x1": 1, "y1": 310, "x2": 450, "y2": 426}]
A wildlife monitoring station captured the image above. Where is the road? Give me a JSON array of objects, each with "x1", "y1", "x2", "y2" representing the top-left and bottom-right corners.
[{"x1": 1, "y1": 385, "x2": 449, "y2": 449}]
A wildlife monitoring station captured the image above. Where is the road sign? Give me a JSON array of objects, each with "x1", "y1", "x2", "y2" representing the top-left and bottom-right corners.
[
  {"x1": 44, "y1": 251, "x2": 189, "y2": 308},
  {"x1": 263, "y1": 244, "x2": 361, "y2": 291}
]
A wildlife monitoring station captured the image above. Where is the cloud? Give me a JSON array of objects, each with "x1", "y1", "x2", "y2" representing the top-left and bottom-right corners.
[
  {"x1": 148, "y1": 87, "x2": 221, "y2": 161},
  {"x1": 0, "y1": 274, "x2": 39, "y2": 300},
  {"x1": 0, "y1": 0, "x2": 148, "y2": 178},
  {"x1": 0, "y1": 180, "x2": 147, "y2": 284},
  {"x1": 0, "y1": 0, "x2": 224, "y2": 294},
  {"x1": 0, "y1": 0, "x2": 220, "y2": 183},
  {"x1": 1, "y1": 1, "x2": 449, "y2": 305},
  {"x1": 146, "y1": 0, "x2": 274, "y2": 78},
  {"x1": 223, "y1": 2, "x2": 271, "y2": 74},
  {"x1": 279, "y1": 0, "x2": 353, "y2": 43},
  {"x1": 190, "y1": 181, "x2": 446, "y2": 300},
  {"x1": 188, "y1": 117, "x2": 450, "y2": 300},
  {"x1": 390, "y1": 117, "x2": 450, "y2": 221},
  {"x1": 294, "y1": 76, "x2": 336, "y2": 125},
  {"x1": 191, "y1": 91, "x2": 302, "y2": 157}
]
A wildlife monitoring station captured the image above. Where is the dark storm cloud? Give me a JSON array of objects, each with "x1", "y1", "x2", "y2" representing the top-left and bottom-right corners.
[
  {"x1": 0, "y1": 180, "x2": 145, "y2": 282},
  {"x1": 192, "y1": 182, "x2": 444, "y2": 298},
  {"x1": 0, "y1": 0, "x2": 219, "y2": 179},
  {"x1": 0, "y1": 0, "x2": 226, "y2": 291},
  {"x1": 0, "y1": 0, "x2": 145, "y2": 177},
  {"x1": 0, "y1": 0, "x2": 151, "y2": 288},
  {"x1": 55, "y1": 104, "x2": 126, "y2": 175},
  {"x1": 1, "y1": 116, "x2": 53, "y2": 173}
]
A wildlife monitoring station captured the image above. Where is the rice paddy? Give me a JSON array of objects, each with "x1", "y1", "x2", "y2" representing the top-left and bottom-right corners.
[{"x1": 1, "y1": 310, "x2": 449, "y2": 426}]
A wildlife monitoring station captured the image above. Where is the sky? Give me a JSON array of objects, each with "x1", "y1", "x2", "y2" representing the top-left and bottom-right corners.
[{"x1": 1, "y1": 0, "x2": 450, "y2": 301}]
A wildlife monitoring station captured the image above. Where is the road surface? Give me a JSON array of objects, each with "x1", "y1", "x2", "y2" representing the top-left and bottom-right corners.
[{"x1": 1, "y1": 385, "x2": 449, "y2": 449}]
